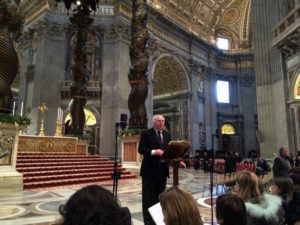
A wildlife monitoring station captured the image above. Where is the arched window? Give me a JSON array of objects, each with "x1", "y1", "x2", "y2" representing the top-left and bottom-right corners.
[
  {"x1": 294, "y1": 73, "x2": 300, "y2": 99},
  {"x1": 65, "y1": 108, "x2": 97, "y2": 126},
  {"x1": 221, "y1": 123, "x2": 236, "y2": 135},
  {"x1": 216, "y1": 36, "x2": 230, "y2": 50}
]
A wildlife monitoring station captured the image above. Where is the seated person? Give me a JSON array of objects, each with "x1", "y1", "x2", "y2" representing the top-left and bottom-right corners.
[
  {"x1": 59, "y1": 185, "x2": 131, "y2": 225},
  {"x1": 159, "y1": 186, "x2": 203, "y2": 225},
  {"x1": 236, "y1": 171, "x2": 285, "y2": 225},
  {"x1": 285, "y1": 174, "x2": 300, "y2": 225},
  {"x1": 216, "y1": 194, "x2": 247, "y2": 225}
]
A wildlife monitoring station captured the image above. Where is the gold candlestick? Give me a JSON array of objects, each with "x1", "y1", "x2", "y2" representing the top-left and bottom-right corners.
[
  {"x1": 55, "y1": 120, "x2": 63, "y2": 137},
  {"x1": 38, "y1": 103, "x2": 48, "y2": 136}
]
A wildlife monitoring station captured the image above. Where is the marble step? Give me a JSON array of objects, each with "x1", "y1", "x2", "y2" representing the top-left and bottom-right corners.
[
  {"x1": 17, "y1": 164, "x2": 120, "y2": 172},
  {"x1": 20, "y1": 167, "x2": 125, "y2": 176},
  {"x1": 17, "y1": 152, "x2": 136, "y2": 190},
  {"x1": 16, "y1": 161, "x2": 115, "y2": 167},
  {"x1": 17, "y1": 158, "x2": 110, "y2": 163},
  {"x1": 23, "y1": 170, "x2": 132, "y2": 182},
  {"x1": 24, "y1": 174, "x2": 136, "y2": 189}
]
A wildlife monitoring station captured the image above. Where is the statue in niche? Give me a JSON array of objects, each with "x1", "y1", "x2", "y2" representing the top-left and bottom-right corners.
[
  {"x1": 0, "y1": 0, "x2": 23, "y2": 113},
  {"x1": 197, "y1": 76, "x2": 204, "y2": 93},
  {"x1": 29, "y1": 31, "x2": 39, "y2": 66}
]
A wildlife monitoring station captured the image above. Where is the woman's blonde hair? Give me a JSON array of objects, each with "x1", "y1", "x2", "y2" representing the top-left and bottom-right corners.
[
  {"x1": 159, "y1": 186, "x2": 203, "y2": 225},
  {"x1": 236, "y1": 171, "x2": 261, "y2": 201}
]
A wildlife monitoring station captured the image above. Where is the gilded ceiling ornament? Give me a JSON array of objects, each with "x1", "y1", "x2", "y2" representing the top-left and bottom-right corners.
[{"x1": 222, "y1": 8, "x2": 239, "y2": 24}]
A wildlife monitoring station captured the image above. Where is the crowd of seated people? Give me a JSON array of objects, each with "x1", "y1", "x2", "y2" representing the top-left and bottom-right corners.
[
  {"x1": 56, "y1": 147, "x2": 300, "y2": 225},
  {"x1": 159, "y1": 186, "x2": 203, "y2": 225},
  {"x1": 235, "y1": 171, "x2": 285, "y2": 225},
  {"x1": 58, "y1": 185, "x2": 131, "y2": 225},
  {"x1": 216, "y1": 193, "x2": 247, "y2": 225}
]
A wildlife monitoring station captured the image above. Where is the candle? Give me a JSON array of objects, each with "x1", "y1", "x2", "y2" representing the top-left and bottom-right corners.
[
  {"x1": 20, "y1": 102, "x2": 24, "y2": 117},
  {"x1": 60, "y1": 108, "x2": 63, "y2": 122},
  {"x1": 12, "y1": 101, "x2": 16, "y2": 116},
  {"x1": 57, "y1": 108, "x2": 60, "y2": 121}
]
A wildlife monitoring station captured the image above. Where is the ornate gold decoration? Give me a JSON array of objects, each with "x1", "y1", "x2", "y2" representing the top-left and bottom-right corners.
[
  {"x1": 38, "y1": 103, "x2": 48, "y2": 136},
  {"x1": 18, "y1": 135, "x2": 77, "y2": 153},
  {"x1": 221, "y1": 123, "x2": 236, "y2": 135},
  {"x1": 146, "y1": 0, "x2": 252, "y2": 51},
  {"x1": 153, "y1": 56, "x2": 188, "y2": 96},
  {"x1": 222, "y1": 8, "x2": 239, "y2": 24},
  {"x1": 55, "y1": 120, "x2": 63, "y2": 137}
]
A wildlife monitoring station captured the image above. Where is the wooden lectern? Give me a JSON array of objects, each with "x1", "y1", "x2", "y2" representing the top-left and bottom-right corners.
[{"x1": 163, "y1": 140, "x2": 191, "y2": 186}]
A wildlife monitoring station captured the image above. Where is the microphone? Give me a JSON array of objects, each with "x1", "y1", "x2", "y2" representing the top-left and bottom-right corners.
[{"x1": 119, "y1": 113, "x2": 128, "y2": 130}]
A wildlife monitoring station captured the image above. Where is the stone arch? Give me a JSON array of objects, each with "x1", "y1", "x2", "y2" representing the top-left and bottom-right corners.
[
  {"x1": 220, "y1": 123, "x2": 237, "y2": 135},
  {"x1": 219, "y1": 122, "x2": 240, "y2": 153},
  {"x1": 152, "y1": 54, "x2": 190, "y2": 96},
  {"x1": 292, "y1": 70, "x2": 300, "y2": 100},
  {"x1": 151, "y1": 54, "x2": 190, "y2": 140}
]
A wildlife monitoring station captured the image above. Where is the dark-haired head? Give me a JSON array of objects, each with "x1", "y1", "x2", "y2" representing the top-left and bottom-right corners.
[
  {"x1": 290, "y1": 173, "x2": 300, "y2": 186},
  {"x1": 272, "y1": 177, "x2": 294, "y2": 202},
  {"x1": 59, "y1": 185, "x2": 128, "y2": 225},
  {"x1": 216, "y1": 194, "x2": 247, "y2": 225}
]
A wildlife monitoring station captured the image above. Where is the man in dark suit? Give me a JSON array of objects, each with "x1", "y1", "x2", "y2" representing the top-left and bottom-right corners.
[
  {"x1": 273, "y1": 147, "x2": 292, "y2": 177},
  {"x1": 138, "y1": 114, "x2": 171, "y2": 225}
]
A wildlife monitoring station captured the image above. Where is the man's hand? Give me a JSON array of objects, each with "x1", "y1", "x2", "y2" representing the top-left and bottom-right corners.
[{"x1": 155, "y1": 149, "x2": 164, "y2": 156}]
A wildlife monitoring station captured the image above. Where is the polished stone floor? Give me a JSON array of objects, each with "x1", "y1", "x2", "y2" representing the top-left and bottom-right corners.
[{"x1": 0, "y1": 168, "x2": 218, "y2": 225}]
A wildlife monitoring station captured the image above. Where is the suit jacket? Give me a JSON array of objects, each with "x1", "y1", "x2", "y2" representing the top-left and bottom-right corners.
[
  {"x1": 272, "y1": 156, "x2": 291, "y2": 177},
  {"x1": 138, "y1": 127, "x2": 171, "y2": 178}
]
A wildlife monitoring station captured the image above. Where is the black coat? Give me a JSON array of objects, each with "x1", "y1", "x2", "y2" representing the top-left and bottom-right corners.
[
  {"x1": 138, "y1": 128, "x2": 171, "y2": 178},
  {"x1": 285, "y1": 186, "x2": 300, "y2": 225}
]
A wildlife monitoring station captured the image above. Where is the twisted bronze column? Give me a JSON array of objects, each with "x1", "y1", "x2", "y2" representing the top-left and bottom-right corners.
[
  {"x1": 0, "y1": 0, "x2": 22, "y2": 113},
  {"x1": 57, "y1": 0, "x2": 98, "y2": 134},
  {"x1": 128, "y1": 0, "x2": 149, "y2": 129}
]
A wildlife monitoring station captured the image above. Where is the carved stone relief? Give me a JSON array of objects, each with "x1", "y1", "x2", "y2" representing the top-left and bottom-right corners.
[{"x1": 0, "y1": 131, "x2": 14, "y2": 165}]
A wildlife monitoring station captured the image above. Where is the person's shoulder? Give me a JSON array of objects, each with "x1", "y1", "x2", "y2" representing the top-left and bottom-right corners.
[
  {"x1": 140, "y1": 128, "x2": 153, "y2": 136},
  {"x1": 120, "y1": 207, "x2": 132, "y2": 225}
]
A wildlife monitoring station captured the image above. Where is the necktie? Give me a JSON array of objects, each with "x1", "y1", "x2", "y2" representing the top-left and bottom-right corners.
[{"x1": 157, "y1": 131, "x2": 163, "y2": 145}]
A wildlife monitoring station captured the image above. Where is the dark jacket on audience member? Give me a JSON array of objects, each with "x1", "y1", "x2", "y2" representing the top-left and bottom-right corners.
[
  {"x1": 284, "y1": 186, "x2": 300, "y2": 225},
  {"x1": 245, "y1": 194, "x2": 285, "y2": 225},
  {"x1": 273, "y1": 156, "x2": 291, "y2": 177}
]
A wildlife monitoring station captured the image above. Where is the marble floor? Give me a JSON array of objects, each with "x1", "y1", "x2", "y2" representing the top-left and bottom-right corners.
[{"x1": 0, "y1": 168, "x2": 218, "y2": 225}]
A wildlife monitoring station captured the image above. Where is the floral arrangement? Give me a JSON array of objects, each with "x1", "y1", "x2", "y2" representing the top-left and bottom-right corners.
[
  {"x1": 0, "y1": 113, "x2": 31, "y2": 125},
  {"x1": 118, "y1": 128, "x2": 144, "y2": 137}
]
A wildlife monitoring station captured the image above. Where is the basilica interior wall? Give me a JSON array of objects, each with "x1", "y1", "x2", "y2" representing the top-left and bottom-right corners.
[{"x1": 16, "y1": 1, "x2": 258, "y2": 157}]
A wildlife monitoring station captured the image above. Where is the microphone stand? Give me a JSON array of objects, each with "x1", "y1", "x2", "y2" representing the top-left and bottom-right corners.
[
  {"x1": 210, "y1": 130, "x2": 219, "y2": 225},
  {"x1": 112, "y1": 121, "x2": 127, "y2": 200},
  {"x1": 210, "y1": 133, "x2": 215, "y2": 225}
]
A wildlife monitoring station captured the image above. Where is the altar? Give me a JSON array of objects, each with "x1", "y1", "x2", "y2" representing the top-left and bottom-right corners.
[{"x1": 18, "y1": 135, "x2": 89, "y2": 154}]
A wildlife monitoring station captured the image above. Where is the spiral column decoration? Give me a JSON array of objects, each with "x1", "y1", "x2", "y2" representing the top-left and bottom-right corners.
[
  {"x1": 128, "y1": 0, "x2": 149, "y2": 129},
  {"x1": 57, "y1": 0, "x2": 98, "y2": 134},
  {"x1": 0, "y1": 0, "x2": 22, "y2": 113}
]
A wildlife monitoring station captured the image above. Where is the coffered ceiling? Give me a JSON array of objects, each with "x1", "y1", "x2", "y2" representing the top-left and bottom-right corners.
[{"x1": 147, "y1": 0, "x2": 252, "y2": 52}]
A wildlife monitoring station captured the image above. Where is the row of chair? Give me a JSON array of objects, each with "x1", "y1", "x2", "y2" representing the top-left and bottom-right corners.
[
  {"x1": 202, "y1": 170, "x2": 273, "y2": 197},
  {"x1": 236, "y1": 162, "x2": 256, "y2": 172}
]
